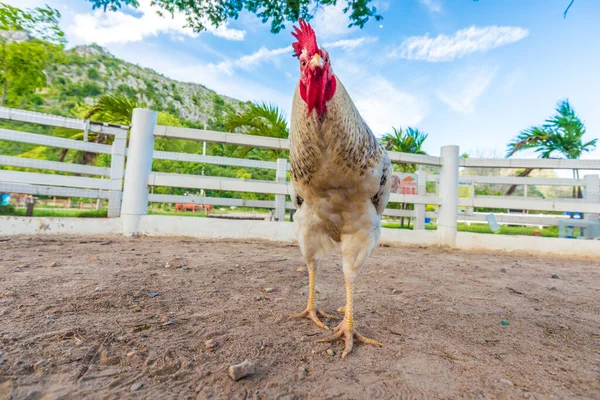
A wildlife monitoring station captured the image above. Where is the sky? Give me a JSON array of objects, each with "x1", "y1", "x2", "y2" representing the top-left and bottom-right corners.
[{"x1": 7, "y1": 0, "x2": 600, "y2": 162}]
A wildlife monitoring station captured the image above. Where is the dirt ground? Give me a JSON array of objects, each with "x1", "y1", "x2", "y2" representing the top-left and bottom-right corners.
[{"x1": 0, "y1": 236, "x2": 599, "y2": 399}]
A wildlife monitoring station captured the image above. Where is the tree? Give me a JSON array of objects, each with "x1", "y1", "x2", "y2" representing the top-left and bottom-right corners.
[
  {"x1": 0, "y1": 4, "x2": 65, "y2": 106},
  {"x1": 86, "y1": 0, "x2": 382, "y2": 33},
  {"x1": 223, "y1": 101, "x2": 289, "y2": 160},
  {"x1": 506, "y1": 99, "x2": 597, "y2": 199},
  {"x1": 381, "y1": 126, "x2": 429, "y2": 228},
  {"x1": 381, "y1": 127, "x2": 428, "y2": 173}
]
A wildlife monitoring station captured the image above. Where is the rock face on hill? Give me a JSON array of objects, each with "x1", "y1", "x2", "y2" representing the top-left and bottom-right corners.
[{"x1": 42, "y1": 44, "x2": 247, "y2": 127}]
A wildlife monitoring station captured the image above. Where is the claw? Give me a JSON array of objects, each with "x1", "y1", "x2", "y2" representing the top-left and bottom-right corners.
[
  {"x1": 337, "y1": 305, "x2": 346, "y2": 313},
  {"x1": 290, "y1": 307, "x2": 336, "y2": 330},
  {"x1": 319, "y1": 321, "x2": 382, "y2": 358}
]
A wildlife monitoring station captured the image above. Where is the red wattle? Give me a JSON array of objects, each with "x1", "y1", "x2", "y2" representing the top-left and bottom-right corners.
[{"x1": 299, "y1": 73, "x2": 336, "y2": 117}]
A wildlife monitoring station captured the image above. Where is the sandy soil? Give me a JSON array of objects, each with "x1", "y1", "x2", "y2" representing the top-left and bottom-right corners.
[{"x1": 0, "y1": 235, "x2": 599, "y2": 399}]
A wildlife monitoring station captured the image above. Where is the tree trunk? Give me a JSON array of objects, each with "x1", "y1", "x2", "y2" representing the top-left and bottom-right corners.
[
  {"x1": 505, "y1": 168, "x2": 534, "y2": 195},
  {"x1": 400, "y1": 203, "x2": 406, "y2": 227},
  {"x1": 1, "y1": 78, "x2": 7, "y2": 107},
  {"x1": 572, "y1": 169, "x2": 577, "y2": 199}
]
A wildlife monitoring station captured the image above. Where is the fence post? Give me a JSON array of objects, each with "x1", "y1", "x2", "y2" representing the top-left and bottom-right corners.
[
  {"x1": 414, "y1": 170, "x2": 426, "y2": 230},
  {"x1": 121, "y1": 108, "x2": 157, "y2": 236},
  {"x1": 274, "y1": 158, "x2": 287, "y2": 222},
  {"x1": 438, "y1": 145, "x2": 459, "y2": 247},
  {"x1": 584, "y1": 174, "x2": 599, "y2": 224},
  {"x1": 107, "y1": 129, "x2": 127, "y2": 218}
]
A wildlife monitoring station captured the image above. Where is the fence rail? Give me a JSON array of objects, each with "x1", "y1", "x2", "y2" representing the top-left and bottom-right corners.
[
  {"x1": 0, "y1": 155, "x2": 110, "y2": 176},
  {"x1": 0, "y1": 106, "x2": 128, "y2": 135},
  {"x1": 155, "y1": 125, "x2": 290, "y2": 150},
  {"x1": 0, "y1": 128, "x2": 113, "y2": 154},
  {"x1": 1, "y1": 107, "x2": 600, "y2": 245},
  {"x1": 459, "y1": 157, "x2": 600, "y2": 170}
]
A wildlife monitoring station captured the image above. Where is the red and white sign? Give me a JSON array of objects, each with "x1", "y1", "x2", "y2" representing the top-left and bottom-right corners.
[{"x1": 391, "y1": 174, "x2": 418, "y2": 195}]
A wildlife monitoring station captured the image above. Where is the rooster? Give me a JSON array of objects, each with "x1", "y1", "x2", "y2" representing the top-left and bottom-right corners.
[{"x1": 288, "y1": 20, "x2": 392, "y2": 358}]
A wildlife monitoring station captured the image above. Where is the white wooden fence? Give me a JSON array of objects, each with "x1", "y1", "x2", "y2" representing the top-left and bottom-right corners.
[
  {"x1": 1, "y1": 107, "x2": 600, "y2": 249},
  {"x1": 0, "y1": 107, "x2": 128, "y2": 217}
]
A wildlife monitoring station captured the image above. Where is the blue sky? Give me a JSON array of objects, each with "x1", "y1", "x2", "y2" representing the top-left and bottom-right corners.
[{"x1": 9, "y1": 0, "x2": 600, "y2": 161}]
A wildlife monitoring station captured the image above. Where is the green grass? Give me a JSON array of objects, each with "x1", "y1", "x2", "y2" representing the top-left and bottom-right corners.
[
  {"x1": 148, "y1": 210, "x2": 208, "y2": 217},
  {"x1": 1, "y1": 207, "x2": 107, "y2": 218},
  {"x1": 148, "y1": 206, "x2": 271, "y2": 217},
  {"x1": 382, "y1": 221, "x2": 563, "y2": 238}
]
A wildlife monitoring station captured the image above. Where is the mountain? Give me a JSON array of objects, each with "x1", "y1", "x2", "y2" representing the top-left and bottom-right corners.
[{"x1": 37, "y1": 44, "x2": 247, "y2": 128}]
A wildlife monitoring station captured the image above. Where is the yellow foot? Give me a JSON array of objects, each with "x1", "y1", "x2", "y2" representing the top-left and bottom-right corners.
[
  {"x1": 289, "y1": 307, "x2": 337, "y2": 330},
  {"x1": 319, "y1": 320, "x2": 383, "y2": 358},
  {"x1": 337, "y1": 305, "x2": 346, "y2": 313}
]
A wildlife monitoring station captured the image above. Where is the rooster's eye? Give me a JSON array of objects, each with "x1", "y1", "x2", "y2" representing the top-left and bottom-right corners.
[{"x1": 301, "y1": 61, "x2": 307, "y2": 67}]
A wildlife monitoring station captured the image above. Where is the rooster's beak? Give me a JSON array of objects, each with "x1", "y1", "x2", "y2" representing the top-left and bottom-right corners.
[{"x1": 309, "y1": 53, "x2": 324, "y2": 69}]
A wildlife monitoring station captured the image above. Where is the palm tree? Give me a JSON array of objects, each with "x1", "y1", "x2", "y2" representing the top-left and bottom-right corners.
[
  {"x1": 380, "y1": 126, "x2": 429, "y2": 227},
  {"x1": 59, "y1": 93, "x2": 137, "y2": 164},
  {"x1": 506, "y1": 99, "x2": 597, "y2": 198},
  {"x1": 381, "y1": 127, "x2": 428, "y2": 173},
  {"x1": 223, "y1": 101, "x2": 289, "y2": 160}
]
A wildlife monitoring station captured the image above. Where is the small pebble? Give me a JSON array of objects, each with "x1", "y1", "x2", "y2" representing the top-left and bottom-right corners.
[
  {"x1": 48, "y1": 262, "x2": 57, "y2": 268},
  {"x1": 501, "y1": 320, "x2": 510, "y2": 326},
  {"x1": 46, "y1": 314, "x2": 58, "y2": 320},
  {"x1": 94, "y1": 287, "x2": 104, "y2": 292},
  {"x1": 296, "y1": 267, "x2": 306, "y2": 273},
  {"x1": 500, "y1": 268, "x2": 507, "y2": 273},
  {"x1": 147, "y1": 292, "x2": 159, "y2": 298},
  {"x1": 391, "y1": 289, "x2": 401, "y2": 295},
  {"x1": 130, "y1": 383, "x2": 144, "y2": 392},
  {"x1": 33, "y1": 359, "x2": 47, "y2": 370},
  {"x1": 15, "y1": 360, "x2": 23, "y2": 366},
  {"x1": 551, "y1": 274, "x2": 559, "y2": 279},
  {"x1": 89, "y1": 256, "x2": 99, "y2": 262},
  {"x1": 205, "y1": 339, "x2": 220, "y2": 350},
  {"x1": 326, "y1": 348, "x2": 335, "y2": 356},
  {"x1": 228, "y1": 360, "x2": 255, "y2": 381},
  {"x1": 499, "y1": 378, "x2": 514, "y2": 386},
  {"x1": 263, "y1": 288, "x2": 274, "y2": 293},
  {"x1": 297, "y1": 366, "x2": 307, "y2": 380}
]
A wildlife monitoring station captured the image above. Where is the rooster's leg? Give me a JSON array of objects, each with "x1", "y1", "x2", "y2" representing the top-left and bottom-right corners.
[
  {"x1": 290, "y1": 262, "x2": 336, "y2": 330},
  {"x1": 319, "y1": 233, "x2": 383, "y2": 357},
  {"x1": 319, "y1": 278, "x2": 382, "y2": 357}
]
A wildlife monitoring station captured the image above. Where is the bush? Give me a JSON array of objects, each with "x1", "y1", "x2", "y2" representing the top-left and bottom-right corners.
[
  {"x1": 0, "y1": 204, "x2": 16, "y2": 215},
  {"x1": 87, "y1": 67, "x2": 100, "y2": 80}
]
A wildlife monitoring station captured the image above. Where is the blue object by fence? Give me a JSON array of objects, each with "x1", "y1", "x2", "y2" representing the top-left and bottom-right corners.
[{"x1": 0, "y1": 193, "x2": 10, "y2": 206}]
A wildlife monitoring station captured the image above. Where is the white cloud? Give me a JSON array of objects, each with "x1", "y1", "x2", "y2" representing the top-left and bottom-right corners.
[
  {"x1": 436, "y1": 67, "x2": 497, "y2": 113},
  {"x1": 193, "y1": 45, "x2": 291, "y2": 77},
  {"x1": 237, "y1": 46, "x2": 291, "y2": 70},
  {"x1": 66, "y1": 0, "x2": 245, "y2": 45},
  {"x1": 392, "y1": 26, "x2": 529, "y2": 62},
  {"x1": 323, "y1": 37, "x2": 378, "y2": 51},
  {"x1": 335, "y1": 63, "x2": 427, "y2": 135},
  {"x1": 204, "y1": 36, "x2": 377, "y2": 75},
  {"x1": 419, "y1": 0, "x2": 443, "y2": 12},
  {"x1": 310, "y1": 1, "x2": 357, "y2": 40}
]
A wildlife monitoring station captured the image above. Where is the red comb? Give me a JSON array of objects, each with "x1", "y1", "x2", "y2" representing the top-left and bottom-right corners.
[{"x1": 291, "y1": 19, "x2": 318, "y2": 58}]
